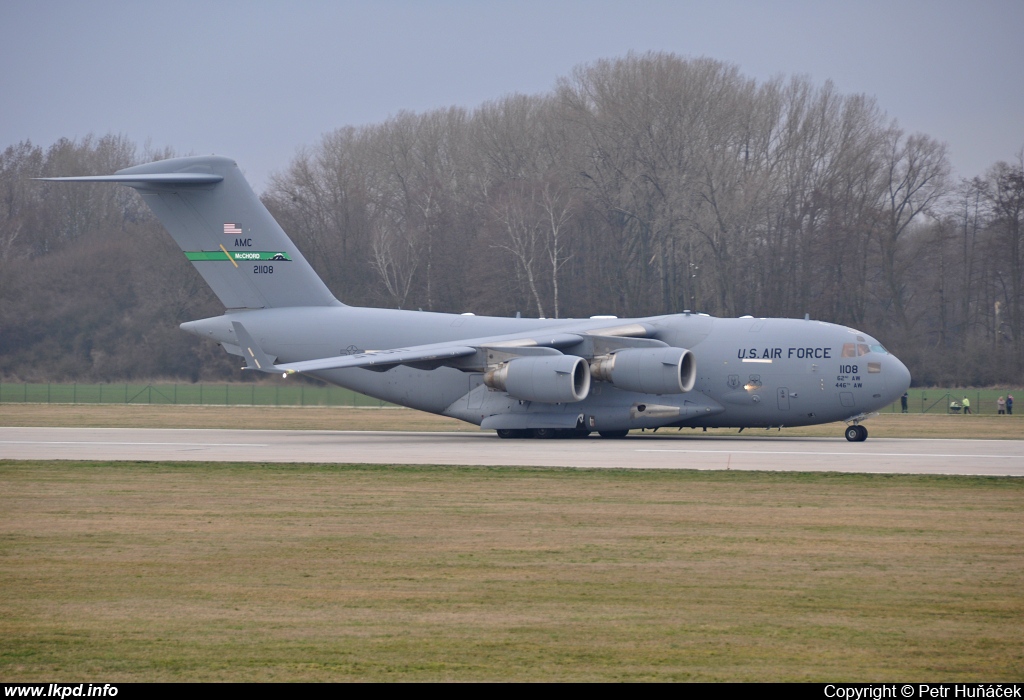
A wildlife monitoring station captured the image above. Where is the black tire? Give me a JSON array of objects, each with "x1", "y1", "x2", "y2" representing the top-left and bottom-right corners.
[
  {"x1": 532, "y1": 427, "x2": 557, "y2": 439},
  {"x1": 496, "y1": 428, "x2": 526, "y2": 439},
  {"x1": 856, "y1": 425, "x2": 868, "y2": 441},
  {"x1": 598, "y1": 429, "x2": 630, "y2": 439},
  {"x1": 555, "y1": 428, "x2": 591, "y2": 439},
  {"x1": 845, "y1": 426, "x2": 860, "y2": 442}
]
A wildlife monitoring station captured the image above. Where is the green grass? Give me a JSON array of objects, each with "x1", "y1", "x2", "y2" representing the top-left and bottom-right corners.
[
  {"x1": 2, "y1": 382, "x2": 1021, "y2": 415},
  {"x1": 2, "y1": 382, "x2": 1015, "y2": 415},
  {"x1": 2, "y1": 461, "x2": 1022, "y2": 681},
  {"x1": 0, "y1": 382, "x2": 391, "y2": 407}
]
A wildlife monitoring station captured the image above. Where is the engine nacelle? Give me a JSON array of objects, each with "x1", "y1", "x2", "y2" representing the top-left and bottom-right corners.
[
  {"x1": 590, "y1": 346, "x2": 696, "y2": 394},
  {"x1": 484, "y1": 355, "x2": 591, "y2": 403}
]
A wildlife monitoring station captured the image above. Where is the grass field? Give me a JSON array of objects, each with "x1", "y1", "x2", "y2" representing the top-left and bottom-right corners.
[
  {"x1": 1, "y1": 403, "x2": 1021, "y2": 439},
  {"x1": 2, "y1": 407, "x2": 1021, "y2": 681},
  {"x1": 3, "y1": 382, "x2": 1021, "y2": 415},
  {"x1": 0, "y1": 382, "x2": 390, "y2": 407},
  {"x1": 1, "y1": 461, "x2": 1022, "y2": 681}
]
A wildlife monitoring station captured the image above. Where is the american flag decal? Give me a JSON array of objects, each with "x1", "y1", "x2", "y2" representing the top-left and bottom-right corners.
[{"x1": 223, "y1": 223, "x2": 242, "y2": 235}]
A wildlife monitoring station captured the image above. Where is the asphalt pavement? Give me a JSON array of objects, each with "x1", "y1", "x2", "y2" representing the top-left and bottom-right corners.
[{"x1": 2, "y1": 427, "x2": 1022, "y2": 476}]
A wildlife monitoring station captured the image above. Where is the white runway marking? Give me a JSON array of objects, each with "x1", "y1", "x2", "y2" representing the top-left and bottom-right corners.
[
  {"x1": 636, "y1": 449, "x2": 1023, "y2": 460},
  {"x1": 0, "y1": 441, "x2": 268, "y2": 447}
]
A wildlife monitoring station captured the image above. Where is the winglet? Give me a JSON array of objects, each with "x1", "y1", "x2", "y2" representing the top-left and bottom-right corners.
[{"x1": 231, "y1": 322, "x2": 281, "y2": 373}]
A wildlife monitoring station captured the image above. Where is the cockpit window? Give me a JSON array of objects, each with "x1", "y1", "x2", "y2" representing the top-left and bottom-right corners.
[
  {"x1": 870, "y1": 344, "x2": 888, "y2": 354},
  {"x1": 842, "y1": 343, "x2": 872, "y2": 357}
]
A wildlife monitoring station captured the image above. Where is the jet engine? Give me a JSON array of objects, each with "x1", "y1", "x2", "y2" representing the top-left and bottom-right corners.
[
  {"x1": 484, "y1": 355, "x2": 591, "y2": 403},
  {"x1": 590, "y1": 347, "x2": 696, "y2": 394}
]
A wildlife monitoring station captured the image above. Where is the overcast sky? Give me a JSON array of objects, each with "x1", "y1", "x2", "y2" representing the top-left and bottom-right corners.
[{"x1": 3, "y1": 0, "x2": 1022, "y2": 192}]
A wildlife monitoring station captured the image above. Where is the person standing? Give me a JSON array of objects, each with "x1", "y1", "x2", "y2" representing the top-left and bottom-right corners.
[
  {"x1": 901, "y1": 391, "x2": 909, "y2": 413},
  {"x1": 1007, "y1": 395, "x2": 1014, "y2": 415},
  {"x1": 997, "y1": 396, "x2": 1006, "y2": 414},
  {"x1": 962, "y1": 396, "x2": 972, "y2": 414}
]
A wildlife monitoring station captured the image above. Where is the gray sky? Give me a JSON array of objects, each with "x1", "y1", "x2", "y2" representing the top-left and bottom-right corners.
[{"x1": 3, "y1": 0, "x2": 1022, "y2": 192}]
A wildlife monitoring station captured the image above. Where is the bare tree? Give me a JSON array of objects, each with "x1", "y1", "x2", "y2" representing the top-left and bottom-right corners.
[
  {"x1": 985, "y1": 155, "x2": 1024, "y2": 372},
  {"x1": 876, "y1": 129, "x2": 950, "y2": 334},
  {"x1": 0, "y1": 141, "x2": 43, "y2": 263},
  {"x1": 492, "y1": 181, "x2": 548, "y2": 318},
  {"x1": 538, "y1": 182, "x2": 575, "y2": 318},
  {"x1": 264, "y1": 133, "x2": 375, "y2": 301},
  {"x1": 370, "y1": 210, "x2": 421, "y2": 309}
]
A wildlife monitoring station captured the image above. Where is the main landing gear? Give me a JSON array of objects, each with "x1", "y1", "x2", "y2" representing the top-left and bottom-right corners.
[
  {"x1": 496, "y1": 428, "x2": 585, "y2": 439},
  {"x1": 495, "y1": 428, "x2": 629, "y2": 439},
  {"x1": 844, "y1": 424, "x2": 868, "y2": 442}
]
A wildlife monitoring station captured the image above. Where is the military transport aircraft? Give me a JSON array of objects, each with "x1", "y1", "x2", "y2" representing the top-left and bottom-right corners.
[{"x1": 40, "y1": 155, "x2": 910, "y2": 441}]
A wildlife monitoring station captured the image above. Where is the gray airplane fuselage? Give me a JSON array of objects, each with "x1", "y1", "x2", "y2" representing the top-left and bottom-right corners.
[{"x1": 183, "y1": 306, "x2": 910, "y2": 433}]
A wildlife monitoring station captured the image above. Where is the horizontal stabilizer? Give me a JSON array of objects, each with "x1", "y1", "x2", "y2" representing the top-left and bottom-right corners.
[{"x1": 35, "y1": 173, "x2": 223, "y2": 186}]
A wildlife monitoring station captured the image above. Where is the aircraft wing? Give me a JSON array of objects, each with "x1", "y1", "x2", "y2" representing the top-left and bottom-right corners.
[
  {"x1": 231, "y1": 321, "x2": 474, "y2": 374},
  {"x1": 276, "y1": 344, "x2": 480, "y2": 373},
  {"x1": 231, "y1": 321, "x2": 656, "y2": 376}
]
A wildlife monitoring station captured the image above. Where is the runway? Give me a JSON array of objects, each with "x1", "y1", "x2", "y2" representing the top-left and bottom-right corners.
[{"x1": 1, "y1": 427, "x2": 1022, "y2": 475}]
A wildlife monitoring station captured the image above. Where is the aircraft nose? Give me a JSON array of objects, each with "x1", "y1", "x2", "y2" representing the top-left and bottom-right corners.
[{"x1": 888, "y1": 354, "x2": 912, "y2": 398}]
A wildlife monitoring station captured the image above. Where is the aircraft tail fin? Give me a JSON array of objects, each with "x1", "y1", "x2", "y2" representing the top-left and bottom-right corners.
[{"x1": 38, "y1": 155, "x2": 341, "y2": 310}]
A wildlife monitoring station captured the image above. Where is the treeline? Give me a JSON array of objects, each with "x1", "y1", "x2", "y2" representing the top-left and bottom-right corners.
[
  {"x1": 1, "y1": 54, "x2": 1021, "y2": 385},
  {"x1": 0, "y1": 136, "x2": 234, "y2": 381}
]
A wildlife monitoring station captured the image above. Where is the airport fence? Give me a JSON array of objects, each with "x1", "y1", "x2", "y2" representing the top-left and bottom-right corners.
[
  {"x1": 0, "y1": 383, "x2": 1018, "y2": 415},
  {"x1": 904, "y1": 389, "x2": 1018, "y2": 416},
  {"x1": 0, "y1": 382, "x2": 393, "y2": 407}
]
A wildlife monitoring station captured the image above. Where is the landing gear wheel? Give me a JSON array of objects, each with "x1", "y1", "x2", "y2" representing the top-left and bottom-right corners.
[
  {"x1": 845, "y1": 425, "x2": 868, "y2": 442},
  {"x1": 532, "y1": 428, "x2": 557, "y2": 439},
  {"x1": 598, "y1": 430, "x2": 630, "y2": 439},
  {"x1": 496, "y1": 429, "x2": 527, "y2": 439}
]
